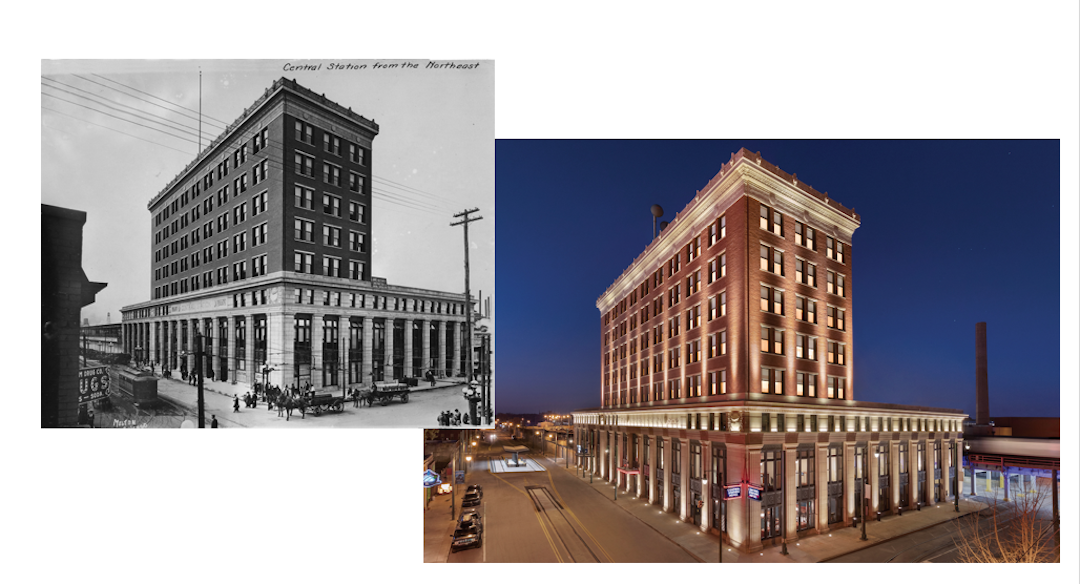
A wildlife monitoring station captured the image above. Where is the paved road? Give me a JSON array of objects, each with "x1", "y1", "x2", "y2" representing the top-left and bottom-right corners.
[{"x1": 448, "y1": 433, "x2": 699, "y2": 563}]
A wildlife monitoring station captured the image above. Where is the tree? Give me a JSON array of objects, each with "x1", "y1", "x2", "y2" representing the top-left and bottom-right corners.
[{"x1": 955, "y1": 479, "x2": 1059, "y2": 563}]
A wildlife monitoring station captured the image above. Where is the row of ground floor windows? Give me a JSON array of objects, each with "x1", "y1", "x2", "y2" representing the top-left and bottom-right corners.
[{"x1": 124, "y1": 315, "x2": 468, "y2": 388}]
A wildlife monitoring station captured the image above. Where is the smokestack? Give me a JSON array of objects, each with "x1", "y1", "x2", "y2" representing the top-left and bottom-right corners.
[{"x1": 976, "y1": 322, "x2": 989, "y2": 426}]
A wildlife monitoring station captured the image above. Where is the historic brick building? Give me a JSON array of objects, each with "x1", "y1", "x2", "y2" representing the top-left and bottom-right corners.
[
  {"x1": 574, "y1": 148, "x2": 966, "y2": 552},
  {"x1": 121, "y1": 78, "x2": 471, "y2": 391}
]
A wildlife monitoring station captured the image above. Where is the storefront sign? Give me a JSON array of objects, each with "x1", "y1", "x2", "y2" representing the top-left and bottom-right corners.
[
  {"x1": 723, "y1": 484, "x2": 742, "y2": 500},
  {"x1": 78, "y1": 367, "x2": 111, "y2": 404},
  {"x1": 455, "y1": 470, "x2": 465, "y2": 485},
  {"x1": 423, "y1": 470, "x2": 441, "y2": 488},
  {"x1": 746, "y1": 484, "x2": 763, "y2": 501}
]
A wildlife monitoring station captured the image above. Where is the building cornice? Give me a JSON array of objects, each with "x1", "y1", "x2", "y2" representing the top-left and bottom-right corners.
[
  {"x1": 147, "y1": 77, "x2": 379, "y2": 211},
  {"x1": 597, "y1": 148, "x2": 861, "y2": 312}
]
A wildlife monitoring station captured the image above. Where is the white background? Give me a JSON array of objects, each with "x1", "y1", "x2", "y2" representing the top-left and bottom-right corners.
[{"x1": 14, "y1": 1, "x2": 1078, "y2": 580}]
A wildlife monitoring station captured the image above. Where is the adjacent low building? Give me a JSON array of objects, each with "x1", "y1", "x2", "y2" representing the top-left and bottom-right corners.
[
  {"x1": 121, "y1": 78, "x2": 473, "y2": 392},
  {"x1": 573, "y1": 149, "x2": 967, "y2": 552}
]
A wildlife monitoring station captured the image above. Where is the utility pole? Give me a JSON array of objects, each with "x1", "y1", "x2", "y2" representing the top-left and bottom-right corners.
[
  {"x1": 195, "y1": 333, "x2": 206, "y2": 428},
  {"x1": 450, "y1": 208, "x2": 483, "y2": 421}
]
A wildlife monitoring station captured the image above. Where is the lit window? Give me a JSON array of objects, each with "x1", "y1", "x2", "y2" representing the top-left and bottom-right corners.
[
  {"x1": 760, "y1": 245, "x2": 783, "y2": 275},
  {"x1": 760, "y1": 284, "x2": 783, "y2": 314},
  {"x1": 761, "y1": 326, "x2": 784, "y2": 355},
  {"x1": 760, "y1": 204, "x2": 783, "y2": 236},
  {"x1": 687, "y1": 270, "x2": 700, "y2": 294}
]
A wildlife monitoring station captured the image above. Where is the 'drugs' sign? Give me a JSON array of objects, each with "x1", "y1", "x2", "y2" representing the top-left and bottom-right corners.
[{"x1": 79, "y1": 367, "x2": 111, "y2": 404}]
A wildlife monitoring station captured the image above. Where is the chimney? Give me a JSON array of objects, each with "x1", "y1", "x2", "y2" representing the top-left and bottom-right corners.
[{"x1": 976, "y1": 322, "x2": 989, "y2": 426}]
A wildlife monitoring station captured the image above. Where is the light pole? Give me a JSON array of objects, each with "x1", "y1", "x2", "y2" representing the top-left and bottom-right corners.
[
  {"x1": 953, "y1": 441, "x2": 961, "y2": 513},
  {"x1": 860, "y1": 447, "x2": 868, "y2": 541}
]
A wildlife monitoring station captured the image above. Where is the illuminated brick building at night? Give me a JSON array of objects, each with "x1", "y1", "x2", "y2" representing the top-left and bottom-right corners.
[{"x1": 573, "y1": 148, "x2": 967, "y2": 552}]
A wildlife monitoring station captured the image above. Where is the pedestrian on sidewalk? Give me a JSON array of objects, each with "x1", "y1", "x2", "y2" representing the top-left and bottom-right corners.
[
  {"x1": 233, "y1": 394, "x2": 240, "y2": 413},
  {"x1": 210, "y1": 415, "x2": 218, "y2": 428}
]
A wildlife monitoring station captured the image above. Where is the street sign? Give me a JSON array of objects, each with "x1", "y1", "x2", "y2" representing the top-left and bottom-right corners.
[
  {"x1": 423, "y1": 469, "x2": 441, "y2": 488},
  {"x1": 455, "y1": 470, "x2": 465, "y2": 485},
  {"x1": 723, "y1": 484, "x2": 743, "y2": 500},
  {"x1": 746, "y1": 484, "x2": 763, "y2": 501},
  {"x1": 78, "y1": 367, "x2": 111, "y2": 404}
]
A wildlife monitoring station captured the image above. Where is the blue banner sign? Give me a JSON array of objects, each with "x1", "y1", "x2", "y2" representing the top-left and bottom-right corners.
[
  {"x1": 723, "y1": 484, "x2": 742, "y2": 500},
  {"x1": 746, "y1": 484, "x2": 763, "y2": 501}
]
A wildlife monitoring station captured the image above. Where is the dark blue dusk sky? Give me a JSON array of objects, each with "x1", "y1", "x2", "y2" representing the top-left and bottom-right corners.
[{"x1": 496, "y1": 140, "x2": 1061, "y2": 418}]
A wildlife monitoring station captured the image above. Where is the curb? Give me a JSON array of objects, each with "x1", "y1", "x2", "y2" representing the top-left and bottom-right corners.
[{"x1": 814, "y1": 508, "x2": 980, "y2": 563}]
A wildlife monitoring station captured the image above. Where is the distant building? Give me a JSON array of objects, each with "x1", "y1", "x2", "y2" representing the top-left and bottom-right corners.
[
  {"x1": 42, "y1": 204, "x2": 107, "y2": 427},
  {"x1": 82, "y1": 323, "x2": 122, "y2": 355},
  {"x1": 574, "y1": 149, "x2": 966, "y2": 552},
  {"x1": 121, "y1": 78, "x2": 473, "y2": 391}
]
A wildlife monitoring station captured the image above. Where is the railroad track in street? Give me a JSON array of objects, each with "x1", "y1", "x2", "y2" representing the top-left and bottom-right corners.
[{"x1": 525, "y1": 485, "x2": 603, "y2": 562}]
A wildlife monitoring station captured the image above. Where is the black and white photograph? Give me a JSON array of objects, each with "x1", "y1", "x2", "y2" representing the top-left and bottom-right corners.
[{"x1": 41, "y1": 59, "x2": 495, "y2": 428}]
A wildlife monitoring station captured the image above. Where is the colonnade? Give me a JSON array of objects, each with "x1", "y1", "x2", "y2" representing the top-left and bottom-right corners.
[
  {"x1": 122, "y1": 312, "x2": 468, "y2": 390},
  {"x1": 575, "y1": 423, "x2": 962, "y2": 552}
]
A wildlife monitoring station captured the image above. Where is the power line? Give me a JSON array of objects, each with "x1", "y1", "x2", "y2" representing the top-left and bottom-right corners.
[
  {"x1": 91, "y1": 73, "x2": 230, "y2": 126},
  {"x1": 42, "y1": 91, "x2": 200, "y2": 147},
  {"x1": 41, "y1": 106, "x2": 194, "y2": 155},
  {"x1": 42, "y1": 79, "x2": 217, "y2": 143},
  {"x1": 374, "y1": 175, "x2": 447, "y2": 203}
]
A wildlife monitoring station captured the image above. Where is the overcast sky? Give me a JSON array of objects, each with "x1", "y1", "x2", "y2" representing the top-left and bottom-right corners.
[{"x1": 41, "y1": 59, "x2": 494, "y2": 329}]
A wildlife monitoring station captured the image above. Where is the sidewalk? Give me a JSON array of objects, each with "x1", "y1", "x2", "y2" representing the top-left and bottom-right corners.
[
  {"x1": 423, "y1": 498, "x2": 458, "y2": 563},
  {"x1": 541, "y1": 452, "x2": 986, "y2": 563}
]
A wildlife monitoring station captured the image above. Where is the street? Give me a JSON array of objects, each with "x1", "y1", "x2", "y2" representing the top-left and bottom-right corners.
[
  {"x1": 442, "y1": 432, "x2": 699, "y2": 563},
  {"x1": 102, "y1": 364, "x2": 488, "y2": 428}
]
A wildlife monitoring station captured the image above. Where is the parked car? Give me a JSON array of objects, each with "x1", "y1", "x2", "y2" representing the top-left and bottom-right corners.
[
  {"x1": 459, "y1": 510, "x2": 483, "y2": 533},
  {"x1": 451, "y1": 525, "x2": 482, "y2": 552},
  {"x1": 462, "y1": 484, "x2": 483, "y2": 507}
]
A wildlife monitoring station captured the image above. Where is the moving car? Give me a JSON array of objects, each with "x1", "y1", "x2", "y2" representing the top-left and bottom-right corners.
[
  {"x1": 462, "y1": 484, "x2": 483, "y2": 507},
  {"x1": 451, "y1": 525, "x2": 482, "y2": 552}
]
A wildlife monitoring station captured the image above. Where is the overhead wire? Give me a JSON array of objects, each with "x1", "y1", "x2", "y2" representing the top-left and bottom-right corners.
[
  {"x1": 41, "y1": 106, "x2": 194, "y2": 155},
  {"x1": 42, "y1": 79, "x2": 217, "y2": 143},
  {"x1": 90, "y1": 72, "x2": 230, "y2": 127}
]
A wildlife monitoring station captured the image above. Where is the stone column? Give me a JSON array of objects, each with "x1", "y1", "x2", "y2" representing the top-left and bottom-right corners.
[
  {"x1": 702, "y1": 442, "x2": 712, "y2": 532},
  {"x1": 437, "y1": 321, "x2": 447, "y2": 377},
  {"x1": 245, "y1": 316, "x2": 255, "y2": 389},
  {"x1": 269, "y1": 311, "x2": 291, "y2": 388},
  {"x1": 680, "y1": 440, "x2": 691, "y2": 521},
  {"x1": 891, "y1": 440, "x2": 901, "y2": 513},
  {"x1": 745, "y1": 445, "x2": 763, "y2": 552},
  {"x1": 784, "y1": 446, "x2": 798, "y2": 541},
  {"x1": 845, "y1": 443, "x2": 858, "y2": 523},
  {"x1": 362, "y1": 317, "x2": 373, "y2": 385},
  {"x1": 403, "y1": 318, "x2": 413, "y2": 379},
  {"x1": 421, "y1": 320, "x2": 431, "y2": 375},
  {"x1": 870, "y1": 447, "x2": 881, "y2": 517},
  {"x1": 662, "y1": 437, "x2": 673, "y2": 513},
  {"x1": 311, "y1": 316, "x2": 324, "y2": 388},
  {"x1": 647, "y1": 435, "x2": 658, "y2": 504},
  {"x1": 451, "y1": 320, "x2": 462, "y2": 377},
  {"x1": 817, "y1": 443, "x2": 830, "y2": 533},
  {"x1": 384, "y1": 319, "x2": 395, "y2": 381},
  {"x1": 228, "y1": 316, "x2": 238, "y2": 386}
]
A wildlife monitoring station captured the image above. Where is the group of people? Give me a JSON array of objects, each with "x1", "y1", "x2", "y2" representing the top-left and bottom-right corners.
[{"x1": 438, "y1": 409, "x2": 467, "y2": 426}]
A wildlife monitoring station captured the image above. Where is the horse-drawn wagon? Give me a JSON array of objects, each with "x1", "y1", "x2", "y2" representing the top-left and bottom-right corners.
[
  {"x1": 300, "y1": 392, "x2": 345, "y2": 416},
  {"x1": 366, "y1": 381, "x2": 411, "y2": 406}
]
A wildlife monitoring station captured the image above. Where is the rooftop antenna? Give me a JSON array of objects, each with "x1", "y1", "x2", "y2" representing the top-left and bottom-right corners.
[
  {"x1": 198, "y1": 68, "x2": 202, "y2": 153},
  {"x1": 651, "y1": 204, "x2": 664, "y2": 238}
]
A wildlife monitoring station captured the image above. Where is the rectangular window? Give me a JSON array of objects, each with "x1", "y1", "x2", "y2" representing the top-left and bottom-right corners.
[
  {"x1": 761, "y1": 367, "x2": 784, "y2": 394},
  {"x1": 323, "y1": 194, "x2": 341, "y2": 217},
  {"x1": 686, "y1": 339, "x2": 701, "y2": 364},
  {"x1": 253, "y1": 127, "x2": 268, "y2": 153},
  {"x1": 796, "y1": 296, "x2": 817, "y2": 323},
  {"x1": 760, "y1": 326, "x2": 784, "y2": 355},
  {"x1": 349, "y1": 143, "x2": 366, "y2": 165},
  {"x1": 233, "y1": 203, "x2": 247, "y2": 225},
  {"x1": 827, "y1": 341, "x2": 846, "y2": 365},
  {"x1": 323, "y1": 256, "x2": 342, "y2": 278},
  {"x1": 232, "y1": 260, "x2": 247, "y2": 281},
  {"x1": 251, "y1": 191, "x2": 267, "y2": 216},
  {"x1": 251, "y1": 223, "x2": 267, "y2": 247},
  {"x1": 760, "y1": 284, "x2": 783, "y2": 314},
  {"x1": 295, "y1": 185, "x2": 315, "y2": 210},
  {"x1": 323, "y1": 225, "x2": 341, "y2": 247},
  {"x1": 686, "y1": 270, "x2": 700, "y2": 294},
  {"x1": 252, "y1": 159, "x2": 268, "y2": 184},
  {"x1": 760, "y1": 245, "x2": 784, "y2": 275},
  {"x1": 293, "y1": 251, "x2": 314, "y2": 274},
  {"x1": 251, "y1": 254, "x2": 266, "y2": 277},
  {"x1": 687, "y1": 236, "x2": 700, "y2": 262},
  {"x1": 796, "y1": 258, "x2": 817, "y2": 287},
  {"x1": 349, "y1": 230, "x2": 366, "y2": 253},
  {"x1": 827, "y1": 270, "x2": 846, "y2": 297},
  {"x1": 686, "y1": 304, "x2": 701, "y2": 330},
  {"x1": 827, "y1": 237, "x2": 846, "y2": 263},
  {"x1": 668, "y1": 253, "x2": 680, "y2": 276},
  {"x1": 349, "y1": 171, "x2": 365, "y2": 193},
  {"x1": 323, "y1": 133, "x2": 341, "y2": 155},
  {"x1": 348, "y1": 201, "x2": 366, "y2": 223},
  {"x1": 295, "y1": 152, "x2": 315, "y2": 177},
  {"x1": 796, "y1": 372, "x2": 817, "y2": 397},
  {"x1": 323, "y1": 163, "x2": 341, "y2": 186},
  {"x1": 827, "y1": 306, "x2": 846, "y2": 330},
  {"x1": 760, "y1": 204, "x2": 783, "y2": 236},
  {"x1": 232, "y1": 232, "x2": 247, "y2": 254},
  {"x1": 349, "y1": 260, "x2": 366, "y2": 280},
  {"x1": 294, "y1": 218, "x2": 314, "y2": 242},
  {"x1": 795, "y1": 334, "x2": 816, "y2": 361},
  {"x1": 295, "y1": 120, "x2": 313, "y2": 144}
]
